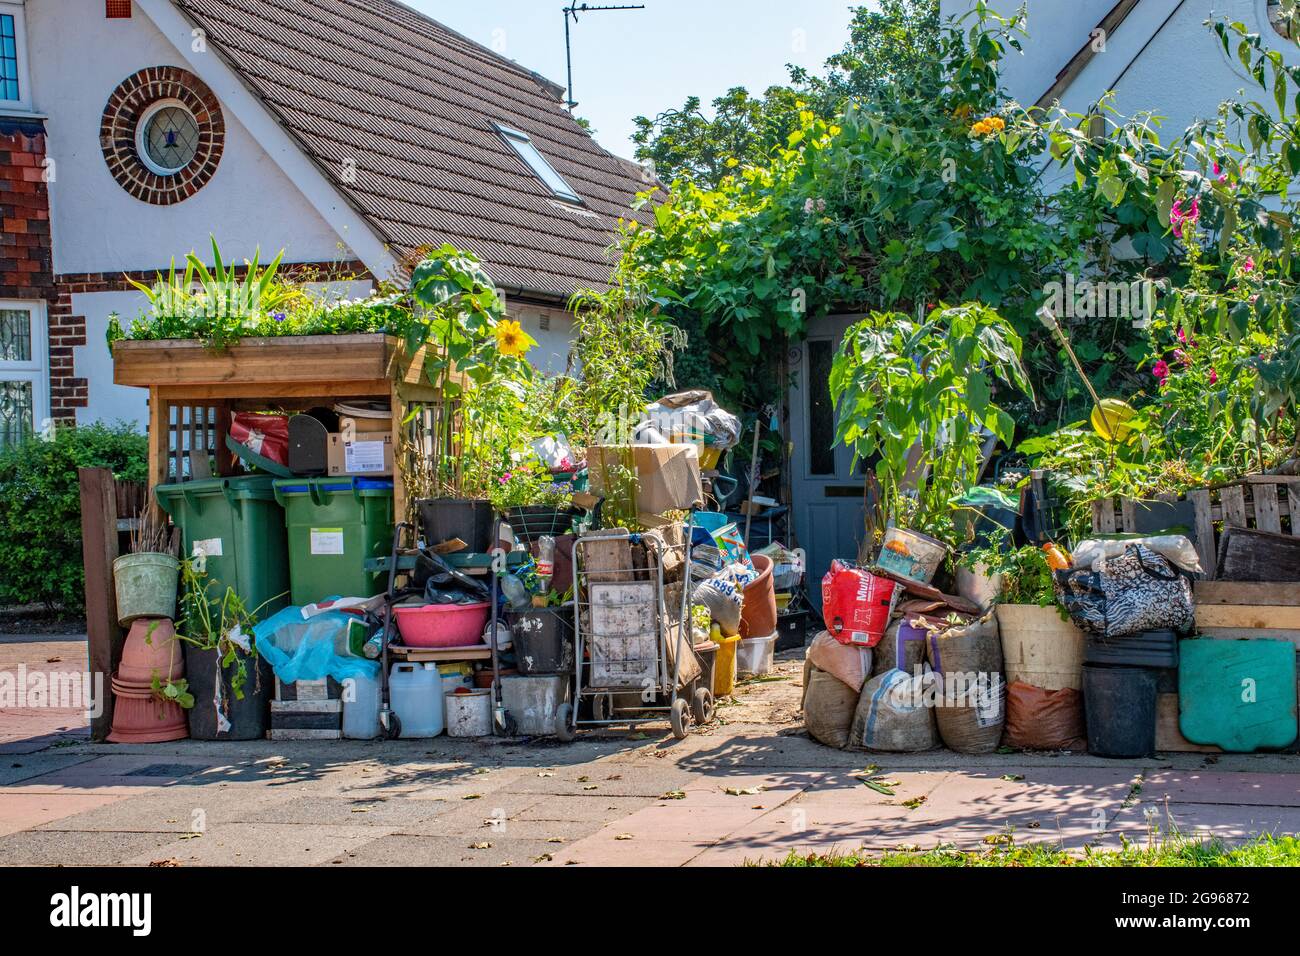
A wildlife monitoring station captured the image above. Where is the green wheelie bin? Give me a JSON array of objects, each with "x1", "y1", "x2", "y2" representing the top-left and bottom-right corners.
[
  {"x1": 272, "y1": 477, "x2": 395, "y2": 606},
  {"x1": 155, "y1": 475, "x2": 291, "y2": 616}
]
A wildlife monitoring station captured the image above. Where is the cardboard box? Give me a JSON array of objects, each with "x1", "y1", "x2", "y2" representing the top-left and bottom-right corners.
[
  {"x1": 586, "y1": 443, "x2": 703, "y2": 515},
  {"x1": 327, "y1": 433, "x2": 394, "y2": 477},
  {"x1": 339, "y1": 415, "x2": 392, "y2": 440}
]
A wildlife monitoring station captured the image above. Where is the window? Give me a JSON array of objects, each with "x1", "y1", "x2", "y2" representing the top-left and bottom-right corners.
[
  {"x1": 136, "y1": 100, "x2": 201, "y2": 176},
  {"x1": 495, "y1": 123, "x2": 582, "y2": 203},
  {"x1": 0, "y1": 14, "x2": 18, "y2": 102},
  {"x1": 0, "y1": 303, "x2": 48, "y2": 450}
]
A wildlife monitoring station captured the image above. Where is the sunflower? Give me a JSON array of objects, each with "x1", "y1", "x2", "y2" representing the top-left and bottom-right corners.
[{"x1": 494, "y1": 319, "x2": 533, "y2": 358}]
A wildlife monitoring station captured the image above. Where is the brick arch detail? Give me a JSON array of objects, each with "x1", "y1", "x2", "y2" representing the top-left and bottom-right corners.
[{"x1": 100, "y1": 66, "x2": 225, "y2": 205}]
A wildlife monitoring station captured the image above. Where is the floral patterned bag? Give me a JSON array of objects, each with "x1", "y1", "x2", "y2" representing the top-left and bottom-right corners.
[{"x1": 1054, "y1": 543, "x2": 1194, "y2": 639}]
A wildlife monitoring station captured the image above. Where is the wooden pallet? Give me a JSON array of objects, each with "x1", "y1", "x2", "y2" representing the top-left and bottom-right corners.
[{"x1": 1091, "y1": 477, "x2": 1300, "y2": 579}]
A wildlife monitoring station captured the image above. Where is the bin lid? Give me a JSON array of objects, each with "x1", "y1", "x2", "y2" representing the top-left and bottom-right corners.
[
  {"x1": 156, "y1": 475, "x2": 280, "y2": 512},
  {"x1": 272, "y1": 477, "x2": 394, "y2": 495}
]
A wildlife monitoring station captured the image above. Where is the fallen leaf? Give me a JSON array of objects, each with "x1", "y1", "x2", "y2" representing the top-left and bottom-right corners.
[
  {"x1": 902, "y1": 796, "x2": 927, "y2": 810},
  {"x1": 723, "y1": 787, "x2": 764, "y2": 796},
  {"x1": 547, "y1": 837, "x2": 564, "y2": 844},
  {"x1": 1001, "y1": 774, "x2": 1025, "y2": 782},
  {"x1": 533, "y1": 853, "x2": 554, "y2": 863},
  {"x1": 538, "y1": 771, "x2": 555, "y2": 778},
  {"x1": 577, "y1": 776, "x2": 590, "y2": 783},
  {"x1": 659, "y1": 790, "x2": 687, "y2": 800},
  {"x1": 614, "y1": 833, "x2": 634, "y2": 841},
  {"x1": 148, "y1": 858, "x2": 182, "y2": 867},
  {"x1": 463, "y1": 794, "x2": 482, "y2": 800},
  {"x1": 469, "y1": 842, "x2": 492, "y2": 850},
  {"x1": 582, "y1": 785, "x2": 599, "y2": 791},
  {"x1": 861, "y1": 780, "x2": 896, "y2": 796},
  {"x1": 179, "y1": 832, "x2": 202, "y2": 840}
]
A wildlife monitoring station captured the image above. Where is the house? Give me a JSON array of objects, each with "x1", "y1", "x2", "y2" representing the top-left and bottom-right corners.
[
  {"x1": 939, "y1": 0, "x2": 1292, "y2": 142},
  {"x1": 0, "y1": 0, "x2": 654, "y2": 446}
]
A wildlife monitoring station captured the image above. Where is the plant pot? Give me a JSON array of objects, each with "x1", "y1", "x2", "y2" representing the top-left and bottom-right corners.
[
  {"x1": 112, "y1": 552, "x2": 179, "y2": 625},
  {"x1": 107, "y1": 675, "x2": 189, "y2": 743},
  {"x1": 996, "y1": 603, "x2": 1086, "y2": 691},
  {"x1": 876, "y1": 528, "x2": 948, "y2": 585},
  {"x1": 504, "y1": 505, "x2": 578, "y2": 544},
  {"x1": 739, "y1": 554, "x2": 778, "y2": 638},
  {"x1": 417, "y1": 497, "x2": 494, "y2": 552},
  {"x1": 117, "y1": 618, "x2": 184, "y2": 685},
  {"x1": 183, "y1": 641, "x2": 272, "y2": 741},
  {"x1": 509, "y1": 607, "x2": 574, "y2": 674}
]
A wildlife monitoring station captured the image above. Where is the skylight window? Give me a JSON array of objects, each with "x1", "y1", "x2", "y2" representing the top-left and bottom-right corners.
[{"x1": 495, "y1": 123, "x2": 582, "y2": 204}]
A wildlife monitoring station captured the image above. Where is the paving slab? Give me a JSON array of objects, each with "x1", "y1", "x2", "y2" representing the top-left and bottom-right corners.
[
  {"x1": 0, "y1": 752, "x2": 98, "y2": 786},
  {"x1": 329, "y1": 833, "x2": 559, "y2": 867},
  {"x1": 1105, "y1": 801, "x2": 1300, "y2": 847},
  {"x1": 514, "y1": 794, "x2": 660, "y2": 824},
  {"x1": 122, "y1": 823, "x2": 393, "y2": 867},
  {"x1": 544, "y1": 834, "x2": 716, "y2": 867},
  {"x1": 0, "y1": 828, "x2": 179, "y2": 866},
  {"x1": 29, "y1": 783, "x2": 280, "y2": 833},
  {"x1": 0, "y1": 791, "x2": 128, "y2": 837},
  {"x1": 1140, "y1": 770, "x2": 1300, "y2": 807}
]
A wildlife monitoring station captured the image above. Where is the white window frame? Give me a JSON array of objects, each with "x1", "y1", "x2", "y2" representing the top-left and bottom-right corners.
[
  {"x1": 494, "y1": 122, "x2": 583, "y2": 204},
  {"x1": 0, "y1": 2, "x2": 33, "y2": 113},
  {"x1": 136, "y1": 98, "x2": 200, "y2": 176},
  {"x1": 0, "y1": 299, "x2": 49, "y2": 437}
]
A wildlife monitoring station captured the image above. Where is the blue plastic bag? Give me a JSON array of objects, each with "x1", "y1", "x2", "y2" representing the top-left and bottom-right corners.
[{"x1": 253, "y1": 605, "x2": 380, "y2": 685}]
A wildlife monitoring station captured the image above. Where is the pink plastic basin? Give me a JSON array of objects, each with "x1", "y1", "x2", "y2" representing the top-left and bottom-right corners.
[{"x1": 394, "y1": 602, "x2": 491, "y2": 648}]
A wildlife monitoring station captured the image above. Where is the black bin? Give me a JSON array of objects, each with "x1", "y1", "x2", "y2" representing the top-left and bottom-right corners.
[
  {"x1": 509, "y1": 608, "x2": 574, "y2": 675},
  {"x1": 1082, "y1": 663, "x2": 1157, "y2": 758}
]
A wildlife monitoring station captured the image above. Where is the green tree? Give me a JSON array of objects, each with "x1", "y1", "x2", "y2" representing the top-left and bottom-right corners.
[{"x1": 631, "y1": 1, "x2": 940, "y2": 187}]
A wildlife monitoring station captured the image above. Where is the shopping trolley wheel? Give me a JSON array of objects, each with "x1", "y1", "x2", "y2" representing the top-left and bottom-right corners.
[
  {"x1": 670, "y1": 698, "x2": 691, "y2": 740},
  {"x1": 554, "y1": 702, "x2": 576, "y2": 742},
  {"x1": 385, "y1": 712, "x2": 402, "y2": 740},
  {"x1": 592, "y1": 693, "x2": 615, "y2": 723},
  {"x1": 691, "y1": 686, "x2": 715, "y2": 725}
]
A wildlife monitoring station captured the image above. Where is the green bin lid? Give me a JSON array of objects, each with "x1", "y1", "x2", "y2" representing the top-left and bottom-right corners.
[{"x1": 155, "y1": 475, "x2": 280, "y2": 515}]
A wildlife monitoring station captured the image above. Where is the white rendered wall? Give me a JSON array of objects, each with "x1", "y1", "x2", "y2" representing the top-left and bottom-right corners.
[{"x1": 26, "y1": 2, "x2": 352, "y2": 275}]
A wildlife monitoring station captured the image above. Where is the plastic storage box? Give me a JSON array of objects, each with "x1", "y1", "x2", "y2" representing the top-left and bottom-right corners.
[
  {"x1": 273, "y1": 477, "x2": 394, "y2": 605},
  {"x1": 736, "y1": 632, "x2": 776, "y2": 678}
]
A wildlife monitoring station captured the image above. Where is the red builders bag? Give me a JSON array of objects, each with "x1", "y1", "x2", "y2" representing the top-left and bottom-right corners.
[
  {"x1": 821, "y1": 560, "x2": 896, "y2": 647},
  {"x1": 229, "y1": 412, "x2": 290, "y2": 466}
]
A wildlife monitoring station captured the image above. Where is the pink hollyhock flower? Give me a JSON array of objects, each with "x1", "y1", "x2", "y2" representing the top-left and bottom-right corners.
[
  {"x1": 1170, "y1": 197, "x2": 1199, "y2": 239},
  {"x1": 1152, "y1": 359, "x2": 1170, "y2": 384},
  {"x1": 1243, "y1": 256, "x2": 1255, "y2": 273},
  {"x1": 1213, "y1": 162, "x2": 1229, "y2": 184},
  {"x1": 1208, "y1": 368, "x2": 1218, "y2": 385},
  {"x1": 1174, "y1": 348, "x2": 1189, "y2": 366}
]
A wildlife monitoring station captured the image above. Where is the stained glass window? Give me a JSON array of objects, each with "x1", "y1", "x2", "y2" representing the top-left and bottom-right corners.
[{"x1": 0, "y1": 379, "x2": 32, "y2": 449}]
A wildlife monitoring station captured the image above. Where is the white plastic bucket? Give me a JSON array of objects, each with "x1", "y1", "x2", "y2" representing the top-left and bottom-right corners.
[
  {"x1": 736, "y1": 632, "x2": 776, "y2": 678},
  {"x1": 445, "y1": 689, "x2": 493, "y2": 737}
]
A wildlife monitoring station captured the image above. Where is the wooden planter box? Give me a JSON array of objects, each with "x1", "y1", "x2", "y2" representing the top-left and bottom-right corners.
[
  {"x1": 1090, "y1": 476, "x2": 1300, "y2": 579},
  {"x1": 111, "y1": 333, "x2": 443, "y2": 524},
  {"x1": 112, "y1": 333, "x2": 428, "y2": 394}
]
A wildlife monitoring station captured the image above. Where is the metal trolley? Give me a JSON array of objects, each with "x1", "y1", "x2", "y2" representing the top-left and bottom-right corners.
[{"x1": 554, "y1": 527, "x2": 715, "y2": 741}]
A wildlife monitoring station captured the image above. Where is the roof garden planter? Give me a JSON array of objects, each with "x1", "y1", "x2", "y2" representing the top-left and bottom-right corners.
[{"x1": 417, "y1": 497, "x2": 495, "y2": 552}]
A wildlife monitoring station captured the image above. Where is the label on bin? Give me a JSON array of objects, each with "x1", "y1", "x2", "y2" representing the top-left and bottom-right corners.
[
  {"x1": 193, "y1": 538, "x2": 223, "y2": 558},
  {"x1": 344, "y1": 440, "x2": 387, "y2": 474},
  {"x1": 310, "y1": 528, "x2": 345, "y2": 555}
]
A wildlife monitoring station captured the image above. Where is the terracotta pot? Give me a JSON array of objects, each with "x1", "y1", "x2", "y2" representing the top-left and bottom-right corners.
[
  {"x1": 107, "y1": 681, "x2": 189, "y2": 744},
  {"x1": 117, "y1": 618, "x2": 184, "y2": 685},
  {"x1": 739, "y1": 554, "x2": 778, "y2": 639}
]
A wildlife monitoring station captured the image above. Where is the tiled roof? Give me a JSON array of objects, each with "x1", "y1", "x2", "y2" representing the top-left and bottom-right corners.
[{"x1": 170, "y1": 0, "x2": 657, "y2": 299}]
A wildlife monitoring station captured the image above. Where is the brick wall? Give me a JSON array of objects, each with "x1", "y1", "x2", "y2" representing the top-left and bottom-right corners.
[{"x1": 0, "y1": 119, "x2": 54, "y2": 300}]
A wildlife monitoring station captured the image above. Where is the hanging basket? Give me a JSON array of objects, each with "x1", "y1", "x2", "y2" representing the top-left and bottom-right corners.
[{"x1": 504, "y1": 505, "x2": 578, "y2": 544}]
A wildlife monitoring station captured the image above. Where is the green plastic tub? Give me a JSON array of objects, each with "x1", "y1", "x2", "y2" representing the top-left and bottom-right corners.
[
  {"x1": 272, "y1": 478, "x2": 395, "y2": 606},
  {"x1": 155, "y1": 476, "x2": 290, "y2": 617}
]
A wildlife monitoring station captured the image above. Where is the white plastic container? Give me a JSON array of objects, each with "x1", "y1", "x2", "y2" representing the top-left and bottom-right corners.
[
  {"x1": 389, "y1": 662, "x2": 445, "y2": 737},
  {"x1": 735, "y1": 632, "x2": 776, "y2": 678},
  {"x1": 341, "y1": 671, "x2": 382, "y2": 739},
  {"x1": 445, "y1": 689, "x2": 493, "y2": 737}
]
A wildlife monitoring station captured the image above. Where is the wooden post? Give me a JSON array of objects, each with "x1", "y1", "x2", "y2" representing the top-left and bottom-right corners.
[{"x1": 79, "y1": 467, "x2": 122, "y2": 741}]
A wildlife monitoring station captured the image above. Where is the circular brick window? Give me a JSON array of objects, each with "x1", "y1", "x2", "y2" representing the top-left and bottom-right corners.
[{"x1": 101, "y1": 67, "x2": 224, "y2": 205}]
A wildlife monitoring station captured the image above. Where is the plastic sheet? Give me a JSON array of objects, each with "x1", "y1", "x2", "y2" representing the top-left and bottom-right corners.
[{"x1": 254, "y1": 604, "x2": 380, "y2": 686}]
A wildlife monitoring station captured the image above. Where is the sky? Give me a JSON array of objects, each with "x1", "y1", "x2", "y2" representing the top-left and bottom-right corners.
[{"x1": 405, "y1": 1, "x2": 861, "y2": 160}]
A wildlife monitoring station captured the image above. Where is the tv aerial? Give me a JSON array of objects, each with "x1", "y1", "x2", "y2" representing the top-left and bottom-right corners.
[{"x1": 563, "y1": 3, "x2": 646, "y2": 112}]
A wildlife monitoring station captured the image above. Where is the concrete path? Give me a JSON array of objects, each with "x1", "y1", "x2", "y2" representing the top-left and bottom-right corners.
[{"x1": 2, "y1": 638, "x2": 1299, "y2": 866}]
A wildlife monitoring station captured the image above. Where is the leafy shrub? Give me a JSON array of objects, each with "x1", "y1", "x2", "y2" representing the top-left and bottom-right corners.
[{"x1": 0, "y1": 423, "x2": 147, "y2": 611}]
